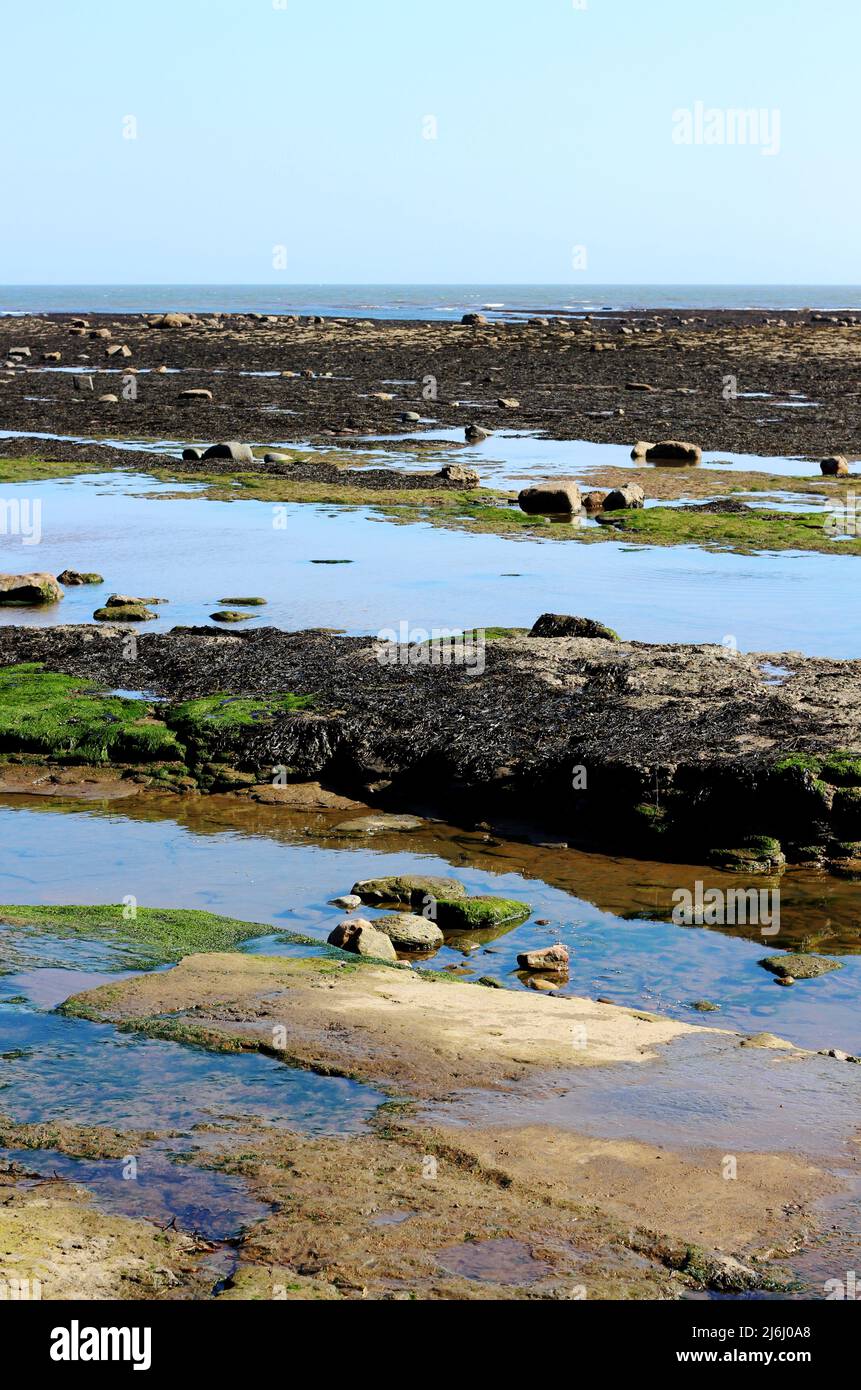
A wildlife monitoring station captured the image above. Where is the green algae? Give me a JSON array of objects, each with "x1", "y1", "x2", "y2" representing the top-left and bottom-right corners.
[
  {"x1": 434, "y1": 896, "x2": 532, "y2": 932},
  {"x1": 0, "y1": 904, "x2": 274, "y2": 968},
  {"x1": 0, "y1": 664, "x2": 180, "y2": 764}
]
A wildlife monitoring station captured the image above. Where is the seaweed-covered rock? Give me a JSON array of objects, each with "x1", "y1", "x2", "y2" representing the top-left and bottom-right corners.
[
  {"x1": 434, "y1": 896, "x2": 531, "y2": 932},
  {"x1": 530, "y1": 614, "x2": 619, "y2": 641},
  {"x1": 93, "y1": 603, "x2": 157, "y2": 623},
  {"x1": 56, "y1": 571, "x2": 103, "y2": 586},
  {"x1": 708, "y1": 837, "x2": 785, "y2": 874}
]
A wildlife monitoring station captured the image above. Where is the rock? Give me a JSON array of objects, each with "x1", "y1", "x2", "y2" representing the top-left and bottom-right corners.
[
  {"x1": 73, "y1": 375, "x2": 94, "y2": 392},
  {"x1": 741, "y1": 1032, "x2": 797, "y2": 1051},
  {"x1": 327, "y1": 813, "x2": 425, "y2": 837},
  {"x1": 352, "y1": 876, "x2": 467, "y2": 907},
  {"x1": 56, "y1": 570, "x2": 103, "y2": 586},
  {"x1": 327, "y1": 918, "x2": 398, "y2": 962},
  {"x1": 182, "y1": 448, "x2": 203, "y2": 461},
  {"x1": 151, "y1": 313, "x2": 195, "y2": 329},
  {"x1": 631, "y1": 441, "x2": 655, "y2": 460},
  {"x1": 179, "y1": 389, "x2": 213, "y2": 402},
  {"x1": 582, "y1": 490, "x2": 608, "y2": 513},
  {"x1": 626, "y1": 381, "x2": 657, "y2": 392},
  {"x1": 374, "y1": 913, "x2": 445, "y2": 953},
  {"x1": 98, "y1": 394, "x2": 118, "y2": 403},
  {"x1": 497, "y1": 398, "x2": 520, "y2": 409},
  {"x1": 708, "y1": 836, "x2": 785, "y2": 874},
  {"x1": 434, "y1": 896, "x2": 531, "y2": 932},
  {"x1": 439, "y1": 463, "x2": 480, "y2": 487},
  {"x1": 106, "y1": 344, "x2": 132, "y2": 358},
  {"x1": 691, "y1": 1000, "x2": 721, "y2": 1012},
  {"x1": 530, "y1": 613, "x2": 620, "y2": 641},
  {"x1": 90, "y1": 328, "x2": 112, "y2": 339},
  {"x1": 759, "y1": 954, "x2": 842, "y2": 980},
  {"x1": 602, "y1": 484, "x2": 645, "y2": 511},
  {"x1": 41, "y1": 352, "x2": 61, "y2": 363},
  {"x1": 517, "y1": 944, "x2": 570, "y2": 972},
  {"x1": 201, "y1": 441, "x2": 255, "y2": 465},
  {"x1": 461, "y1": 313, "x2": 488, "y2": 326},
  {"x1": 821, "y1": 455, "x2": 849, "y2": 477},
  {"x1": 331, "y1": 895, "x2": 362, "y2": 911},
  {"x1": 465, "y1": 425, "x2": 490, "y2": 443},
  {"x1": 400, "y1": 411, "x2": 421, "y2": 423},
  {"x1": 93, "y1": 603, "x2": 157, "y2": 623},
  {"x1": 106, "y1": 594, "x2": 165, "y2": 607},
  {"x1": 250, "y1": 782, "x2": 365, "y2": 811},
  {"x1": 370, "y1": 392, "x2": 394, "y2": 401},
  {"x1": 645, "y1": 441, "x2": 703, "y2": 465},
  {"x1": 519, "y1": 481, "x2": 582, "y2": 515},
  {"x1": 263, "y1": 454, "x2": 291, "y2": 464},
  {"x1": 218, "y1": 597, "x2": 267, "y2": 607},
  {"x1": 210, "y1": 610, "x2": 252, "y2": 624},
  {"x1": 0, "y1": 573, "x2": 63, "y2": 606},
  {"x1": 8, "y1": 347, "x2": 30, "y2": 358}
]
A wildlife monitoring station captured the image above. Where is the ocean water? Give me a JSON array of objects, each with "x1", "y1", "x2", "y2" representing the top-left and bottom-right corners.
[{"x1": 2, "y1": 285, "x2": 861, "y2": 320}]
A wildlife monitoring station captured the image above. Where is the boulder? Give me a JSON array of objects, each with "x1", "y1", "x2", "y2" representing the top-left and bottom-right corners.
[
  {"x1": 530, "y1": 614, "x2": 619, "y2": 641},
  {"x1": 201, "y1": 441, "x2": 255, "y2": 466},
  {"x1": 106, "y1": 344, "x2": 132, "y2": 358},
  {"x1": 182, "y1": 448, "x2": 203, "y2": 461},
  {"x1": 465, "y1": 425, "x2": 490, "y2": 443},
  {"x1": 327, "y1": 918, "x2": 398, "y2": 963},
  {"x1": 582, "y1": 490, "x2": 608, "y2": 512},
  {"x1": 8, "y1": 347, "x2": 30, "y2": 358},
  {"x1": 56, "y1": 570, "x2": 103, "y2": 586},
  {"x1": 497, "y1": 398, "x2": 520, "y2": 409},
  {"x1": 631, "y1": 441, "x2": 655, "y2": 460},
  {"x1": 433, "y1": 896, "x2": 531, "y2": 932},
  {"x1": 519, "y1": 480, "x2": 582, "y2": 515},
  {"x1": 517, "y1": 944, "x2": 570, "y2": 973},
  {"x1": 352, "y1": 875, "x2": 467, "y2": 907},
  {"x1": 439, "y1": 463, "x2": 480, "y2": 487},
  {"x1": 93, "y1": 603, "x2": 157, "y2": 623},
  {"x1": 374, "y1": 913, "x2": 445, "y2": 953},
  {"x1": 211, "y1": 610, "x2": 252, "y2": 624},
  {"x1": 821, "y1": 455, "x2": 849, "y2": 477},
  {"x1": 400, "y1": 411, "x2": 421, "y2": 423},
  {"x1": 41, "y1": 352, "x2": 61, "y2": 363},
  {"x1": 331, "y1": 895, "x2": 362, "y2": 911},
  {"x1": 462, "y1": 313, "x2": 488, "y2": 326},
  {"x1": 601, "y1": 484, "x2": 645, "y2": 511},
  {"x1": 151, "y1": 313, "x2": 195, "y2": 329},
  {"x1": 645, "y1": 441, "x2": 703, "y2": 465},
  {"x1": 0, "y1": 573, "x2": 63, "y2": 606}
]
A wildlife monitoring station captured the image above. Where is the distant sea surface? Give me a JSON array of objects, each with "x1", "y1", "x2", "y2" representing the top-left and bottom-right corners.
[{"x1": 2, "y1": 285, "x2": 861, "y2": 320}]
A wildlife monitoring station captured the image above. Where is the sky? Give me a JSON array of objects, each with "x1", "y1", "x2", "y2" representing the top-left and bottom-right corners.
[{"x1": 0, "y1": 0, "x2": 857, "y2": 284}]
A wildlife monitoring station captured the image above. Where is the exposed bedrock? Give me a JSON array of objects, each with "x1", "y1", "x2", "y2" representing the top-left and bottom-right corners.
[{"x1": 1, "y1": 623, "x2": 859, "y2": 865}]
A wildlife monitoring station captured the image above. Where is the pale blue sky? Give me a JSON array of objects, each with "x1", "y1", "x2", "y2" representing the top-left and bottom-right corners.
[{"x1": 1, "y1": 0, "x2": 856, "y2": 283}]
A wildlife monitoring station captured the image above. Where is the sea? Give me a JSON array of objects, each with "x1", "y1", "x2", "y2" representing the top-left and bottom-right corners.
[{"x1": 2, "y1": 285, "x2": 861, "y2": 321}]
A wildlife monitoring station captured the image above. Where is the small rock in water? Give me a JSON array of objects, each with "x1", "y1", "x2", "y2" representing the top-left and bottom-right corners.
[
  {"x1": 759, "y1": 954, "x2": 842, "y2": 980},
  {"x1": 602, "y1": 484, "x2": 645, "y2": 511},
  {"x1": 645, "y1": 440, "x2": 703, "y2": 465},
  {"x1": 56, "y1": 570, "x2": 103, "y2": 586},
  {"x1": 465, "y1": 425, "x2": 490, "y2": 443},
  {"x1": 374, "y1": 913, "x2": 444, "y2": 953},
  {"x1": 331, "y1": 895, "x2": 362, "y2": 911},
  {"x1": 327, "y1": 918, "x2": 398, "y2": 963},
  {"x1": 210, "y1": 610, "x2": 252, "y2": 624},
  {"x1": 517, "y1": 944, "x2": 570, "y2": 973},
  {"x1": 461, "y1": 313, "x2": 488, "y2": 326},
  {"x1": 691, "y1": 1000, "x2": 721, "y2": 1012}
]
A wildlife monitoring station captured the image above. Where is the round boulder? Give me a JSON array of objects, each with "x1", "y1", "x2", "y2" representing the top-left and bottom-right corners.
[{"x1": 374, "y1": 913, "x2": 445, "y2": 953}]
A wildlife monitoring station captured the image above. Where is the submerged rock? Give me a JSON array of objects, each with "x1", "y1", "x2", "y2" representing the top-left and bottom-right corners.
[
  {"x1": 327, "y1": 814, "x2": 425, "y2": 837},
  {"x1": 327, "y1": 918, "x2": 398, "y2": 962},
  {"x1": 759, "y1": 954, "x2": 842, "y2": 980},
  {"x1": 93, "y1": 603, "x2": 156, "y2": 623},
  {"x1": 0, "y1": 573, "x2": 63, "y2": 606},
  {"x1": 211, "y1": 610, "x2": 252, "y2": 624},
  {"x1": 465, "y1": 425, "x2": 490, "y2": 443}
]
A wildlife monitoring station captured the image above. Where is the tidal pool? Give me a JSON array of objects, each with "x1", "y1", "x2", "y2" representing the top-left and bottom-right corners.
[
  {"x1": 1, "y1": 797, "x2": 859, "y2": 1055},
  {"x1": 0, "y1": 472, "x2": 857, "y2": 655}
]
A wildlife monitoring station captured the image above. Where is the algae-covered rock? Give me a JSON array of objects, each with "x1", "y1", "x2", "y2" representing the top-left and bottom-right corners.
[
  {"x1": 435, "y1": 896, "x2": 531, "y2": 932},
  {"x1": 708, "y1": 836, "x2": 785, "y2": 874},
  {"x1": 530, "y1": 613, "x2": 620, "y2": 641},
  {"x1": 56, "y1": 570, "x2": 103, "y2": 586},
  {"x1": 352, "y1": 875, "x2": 467, "y2": 907},
  {"x1": 93, "y1": 603, "x2": 156, "y2": 623},
  {"x1": 374, "y1": 913, "x2": 444, "y2": 953},
  {"x1": 218, "y1": 597, "x2": 267, "y2": 607},
  {"x1": 759, "y1": 954, "x2": 842, "y2": 981},
  {"x1": 211, "y1": 610, "x2": 252, "y2": 624}
]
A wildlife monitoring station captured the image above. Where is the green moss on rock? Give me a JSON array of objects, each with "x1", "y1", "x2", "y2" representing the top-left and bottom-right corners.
[
  {"x1": 434, "y1": 896, "x2": 531, "y2": 932},
  {"x1": 0, "y1": 904, "x2": 273, "y2": 968}
]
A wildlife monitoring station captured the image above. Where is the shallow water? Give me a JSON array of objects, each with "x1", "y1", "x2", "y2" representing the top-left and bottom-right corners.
[
  {"x1": 0, "y1": 472, "x2": 858, "y2": 654},
  {"x1": 2, "y1": 797, "x2": 859, "y2": 1055}
]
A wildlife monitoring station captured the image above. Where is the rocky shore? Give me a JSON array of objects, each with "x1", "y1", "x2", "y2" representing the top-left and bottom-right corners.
[
  {"x1": 2, "y1": 622, "x2": 861, "y2": 872},
  {"x1": 2, "y1": 309, "x2": 860, "y2": 459}
]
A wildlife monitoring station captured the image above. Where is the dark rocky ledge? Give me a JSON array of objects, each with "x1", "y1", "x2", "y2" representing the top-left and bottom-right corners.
[{"x1": 1, "y1": 622, "x2": 860, "y2": 868}]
